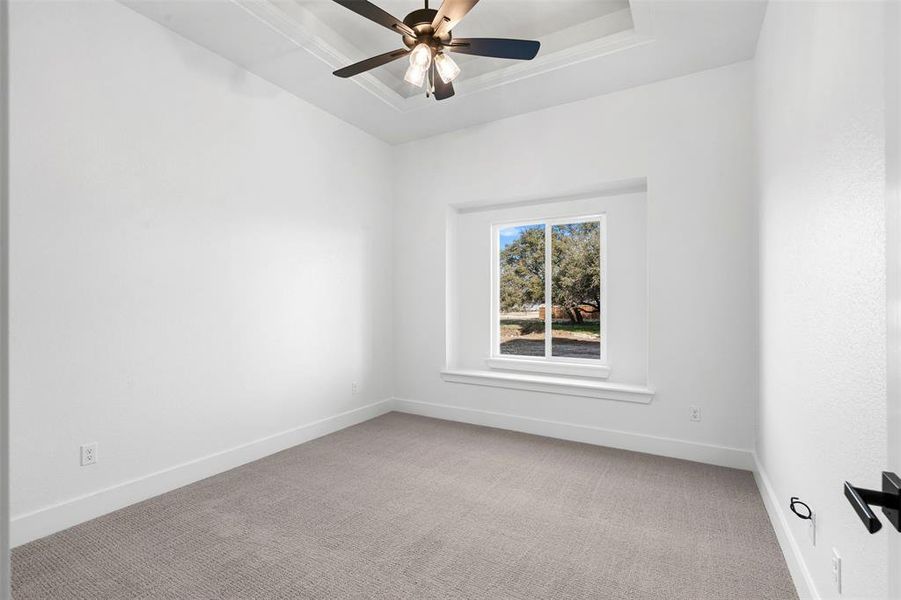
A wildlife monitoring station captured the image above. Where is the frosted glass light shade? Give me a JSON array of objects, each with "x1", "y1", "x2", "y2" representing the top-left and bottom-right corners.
[
  {"x1": 409, "y1": 43, "x2": 432, "y2": 69},
  {"x1": 404, "y1": 63, "x2": 427, "y2": 87},
  {"x1": 435, "y1": 53, "x2": 461, "y2": 84}
]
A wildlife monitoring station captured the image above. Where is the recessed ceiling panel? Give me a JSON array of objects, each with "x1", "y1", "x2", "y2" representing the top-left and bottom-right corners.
[{"x1": 296, "y1": 0, "x2": 631, "y2": 98}]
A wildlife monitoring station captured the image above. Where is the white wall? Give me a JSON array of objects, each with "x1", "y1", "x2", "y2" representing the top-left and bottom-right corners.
[
  {"x1": 887, "y1": 0, "x2": 901, "y2": 597},
  {"x1": 1, "y1": 0, "x2": 10, "y2": 594},
  {"x1": 393, "y1": 61, "x2": 758, "y2": 464},
  {"x1": 755, "y1": 2, "x2": 888, "y2": 598},
  {"x1": 9, "y1": 0, "x2": 394, "y2": 544}
]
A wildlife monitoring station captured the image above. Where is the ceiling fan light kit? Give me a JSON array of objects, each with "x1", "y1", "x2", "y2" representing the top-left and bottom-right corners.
[
  {"x1": 331, "y1": 0, "x2": 541, "y2": 101},
  {"x1": 404, "y1": 42, "x2": 432, "y2": 88}
]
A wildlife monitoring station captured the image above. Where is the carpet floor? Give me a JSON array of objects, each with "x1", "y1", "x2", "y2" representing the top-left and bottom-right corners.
[{"x1": 12, "y1": 413, "x2": 797, "y2": 599}]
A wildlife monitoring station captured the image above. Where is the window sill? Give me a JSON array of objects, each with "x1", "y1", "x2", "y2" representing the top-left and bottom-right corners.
[
  {"x1": 440, "y1": 368, "x2": 654, "y2": 404},
  {"x1": 485, "y1": 357, "x2": 611, "y2": 379}
]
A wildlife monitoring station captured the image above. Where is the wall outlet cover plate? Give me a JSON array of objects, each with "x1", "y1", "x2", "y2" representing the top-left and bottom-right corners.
[{"x1": 80, "y1": 443, "x2": 98, "y2": 466}]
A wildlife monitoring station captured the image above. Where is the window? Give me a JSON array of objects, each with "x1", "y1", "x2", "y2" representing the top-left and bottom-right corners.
[{"x1": 491, "y1": 215, "x2": 608, "y2": 375}]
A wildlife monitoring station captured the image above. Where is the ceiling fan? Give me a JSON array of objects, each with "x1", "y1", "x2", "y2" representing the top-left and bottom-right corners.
[{"x1": 331, "y1": 0, "x2": 541, "y2": 100}]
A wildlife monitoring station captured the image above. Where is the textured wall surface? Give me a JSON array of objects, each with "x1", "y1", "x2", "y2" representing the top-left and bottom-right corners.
[
  {"x1": 9, "y1": 0, "x2": 393, "y2": 528},
  {"x1": 756, "y1": 2, "x2": 888, "y2": 597},
  {"x1": 393, "y1": 62, "x2": 758, "y2": 454},
  {"x1": 888, "y1": 2, "x2": 901, "y2": 596}
]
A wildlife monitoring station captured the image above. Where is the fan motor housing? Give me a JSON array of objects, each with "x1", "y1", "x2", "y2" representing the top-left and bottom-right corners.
[{"x1": 402, "y1": 8, "x2": 451, "y2": 48}]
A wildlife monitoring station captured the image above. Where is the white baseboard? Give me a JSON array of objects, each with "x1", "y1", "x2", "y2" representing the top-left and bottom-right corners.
[
  {"x1": 753, "y1": 453, "x2": 818, "y2": 600},
  {"x1": 392, "y1": 397, "x2": 754, "y2": 470},
  {"x1": 11, "y1": 398, "x2": 394, "y2": 548}
]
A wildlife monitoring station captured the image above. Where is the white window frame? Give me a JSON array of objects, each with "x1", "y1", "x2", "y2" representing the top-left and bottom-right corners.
[{"x1": 488, "y1": 214, "x2": 609, "y2": 379}]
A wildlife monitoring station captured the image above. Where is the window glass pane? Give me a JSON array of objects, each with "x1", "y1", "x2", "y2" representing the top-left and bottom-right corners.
[
  {"x1": 498, "y1": 224, "x2": 545, "y2": 356},
  {"x1": 551, "y1": 222, "x2": 601, "y2": 359}
]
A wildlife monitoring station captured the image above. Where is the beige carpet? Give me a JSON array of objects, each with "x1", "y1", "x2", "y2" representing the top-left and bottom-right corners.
[{"x1": 12, "y1": 413, "x2": 797, "y2": 599}]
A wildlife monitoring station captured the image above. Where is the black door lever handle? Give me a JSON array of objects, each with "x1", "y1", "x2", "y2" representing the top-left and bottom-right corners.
[
  {"x1": 843, "y1": 472, "x2": 901, "y2": 534},
  {"x1": 844, "y1": 481, "x2": 885, "y2": 533}
]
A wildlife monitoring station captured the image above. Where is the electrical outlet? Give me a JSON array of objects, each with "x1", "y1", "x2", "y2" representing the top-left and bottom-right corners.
[
  {"x1": 351, "y1": 382, "x2": 359, "y2": 395},
  {"x1": 689, "y1": 406, "x2": 701, "y2": 422},
  {"x1": 80, "y1": 442, "x2": 98, "y2": 467},
  {"x1": 832, "y1": 548, "x2": 841, "y2": 594}
]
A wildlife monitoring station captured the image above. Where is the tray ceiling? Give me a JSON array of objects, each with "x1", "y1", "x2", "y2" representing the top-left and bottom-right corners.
[
  {"x1": 293, "y1": 0, "x2": 633, "y2": 98},
  {"x1": 121, "y1": 0, "x2": 767, "y2": 143}
]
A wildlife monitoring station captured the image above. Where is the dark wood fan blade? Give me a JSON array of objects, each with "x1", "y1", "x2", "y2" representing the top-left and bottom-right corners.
[
  {"x1": 432, "y1": 64, "x2": 455, "y2": 101},
  {"x1": 447, "y1": 38, "x2": 540, "y2": 60},
  {"x1": 432, "y1": 0, "x2": 479, "y2": 37},
  {"x1": 332, "y1": 1, "x2": 416, "y2": 37},
  {"x1": 333, "y1": 48, "x2": 409, "y2": 78}
]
